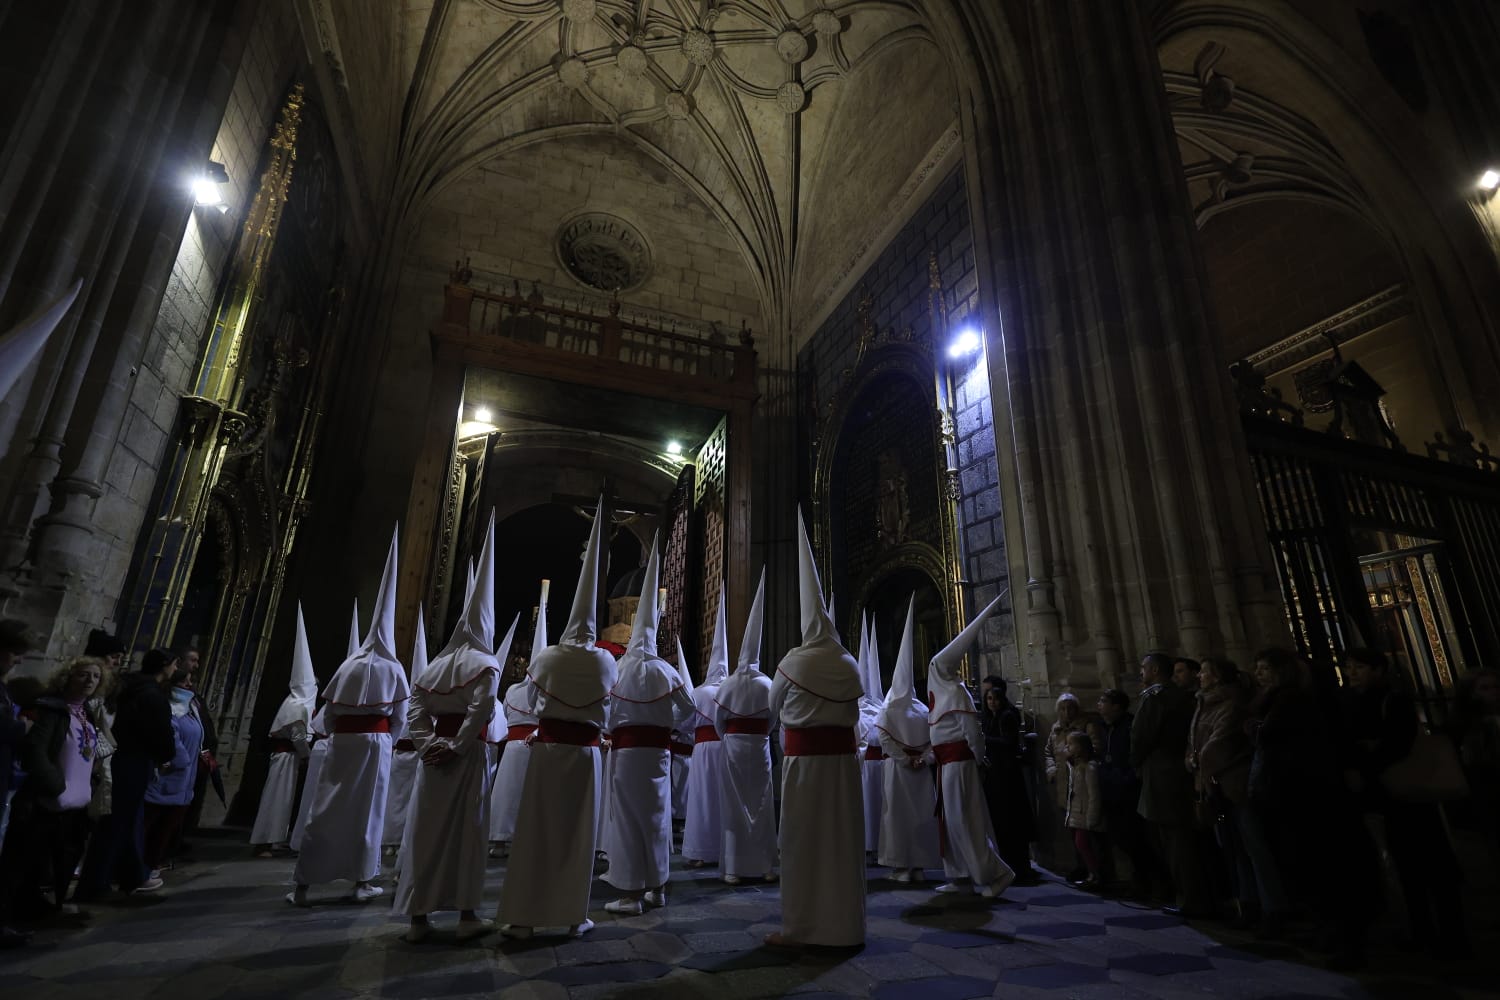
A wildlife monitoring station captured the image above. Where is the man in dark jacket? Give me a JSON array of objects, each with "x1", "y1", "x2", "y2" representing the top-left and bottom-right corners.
[
  {"x1": 0, "y1": 620, "x2": 35, "y2": 947},
  {"x1": 75, "y1": 649, "x2": 178, "y2": 900},
  {"x1": 1094, "y1": 689, "x2": 1164, "y2": 898},
  {"x1": 1132, "y1": 653, "x2": 1210, "y2": 917}
]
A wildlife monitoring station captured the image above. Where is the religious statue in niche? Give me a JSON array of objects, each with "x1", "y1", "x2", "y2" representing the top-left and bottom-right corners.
[{"x1": 876, "y1": 449, "x2": 909, "y2": 545}]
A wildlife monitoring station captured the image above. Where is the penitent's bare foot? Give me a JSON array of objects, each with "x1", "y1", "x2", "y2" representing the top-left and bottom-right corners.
[{"x1": 763, "y1": 932, "x2": 803, "y2": 950}]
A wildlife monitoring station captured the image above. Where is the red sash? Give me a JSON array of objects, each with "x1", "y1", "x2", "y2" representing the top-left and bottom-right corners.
[
  {"x1": 864, "y1": 745, "x2": 887, "y2": 761},
  {"x1": 333, "y1": 716, "x2": 391, "y2": 734},
  {"x1": 394, "y1": 738, "x2": 417, "y2": 752},
  {"x1": 269, "y1": 739, "x2": 297, "y2": 754},
  {"x1": 433, "y1": 714, "x2": 468, "y2": 738},
  {"x1": 535, "y1": 718, "x2": 601, "y2": 747},
  {"x1": 932, "y1": 740, "x2": 976, "y2": 857},
  {"x1": 694, "y1": 725, "x2": 720, "y2": 744},
  {"x1": 506, "y1": 724, "x2": 538, "y2": 742},
  {"x1": 783, "y1": 726, "x2": 856, "y2": 757},
  {"x1": 610, "y1": 725, "x2": 672, "y2": 750},
  {"x1": 670, "y1": 740, "x2": 694, "y2": 756},
  {"x1": 723, "y1": 717, "x2": 770, "y2": 736}
]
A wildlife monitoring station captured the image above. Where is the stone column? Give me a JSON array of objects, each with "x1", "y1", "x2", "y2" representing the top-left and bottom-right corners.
[{"x1": 957, "y1": 0, "x2": 1284, "y2": 683}]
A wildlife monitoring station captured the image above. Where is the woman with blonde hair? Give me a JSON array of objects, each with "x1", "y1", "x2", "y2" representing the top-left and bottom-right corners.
[{"x1": 1044, "y1": 692, "x2": 1087, "y2": 879}]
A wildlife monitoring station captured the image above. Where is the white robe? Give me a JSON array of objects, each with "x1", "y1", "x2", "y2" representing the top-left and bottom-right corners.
[
  {"x1": 714, "y1": 675, "x2": 777, "y2": 878},
  {"x1": 931, "y1": 708, "x2": 1013, "y2": 889},
  {"x1": 670, "y1": 725, "x2": 692, "y2": 822},
  {"x1": 250, "y1": 748, "x2": 300, "y2": 847},
  {"x1": 770, "y1": 651, "x2": 866, "y2": 947},
  {"x1": 680, "y1": 685, "x2": 724, "y2": 863},
  {"x1": 875, "y1": 729, "x2": 940, "y2": 870},
  {"x1": 596, "y1": 699, "x2": 614, "y2": 854},
  {"x1": 383, "y1": 747, "x2": 419, "y2": 848},
  {"x1": 603, "y1": 686, "x2": 694, "y2": 892},
  {"x1": 860, "y1": 720, "x2": 884, "y2": 853},
  {"x1": 293, "y1": 703, "x2": 404, "y2": 886},
  {"x1": 393, "y1": 672, "x2": 498, "y2": 915},
  {"x1": 496, "y1": 688, "x2": 606, "y2": 928},
  {"x1": 288, "y1": 738, "x2": 327, "y2": 852},
  {"x1": 488, "y1": 685, "x2": 538, "y2": 841}
]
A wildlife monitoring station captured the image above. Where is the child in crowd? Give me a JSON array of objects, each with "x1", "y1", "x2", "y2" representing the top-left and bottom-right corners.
[{"x1": 1063, "y1": 730, "x2": 1104, "y2": 889}]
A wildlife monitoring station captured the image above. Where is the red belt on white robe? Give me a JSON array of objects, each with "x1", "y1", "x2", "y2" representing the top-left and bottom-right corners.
[
  {"x1": 333, "y1": 716, "x2": 391, "y2": 734},
  {"x1": 932, "y1": 739, "x2": 976, "y2": 857},
  {"x1": 535, "y1": 718, "x2": 601, "y2": 746},
  {"x1": 863, "y1": 745, "x2": 887, "y2": 761},
  {"x1": 610, "y1": 725, "x2": 672, "y2": 750},
  {"x1": 723, "y1": 717, "x2": 770, "y2": 736},
  {"x1": 269, "y1": 738, "x2": 297, "y2": 754},
  {"x1": 693, "y1": 724, "x2": 720, "y2": 744},
  {"x1": 506, "y1": 723, "x2": 538, "y2": 742},
  {"x1": 670, "y1": 740, "x2": 694, "y2": 756},
  {"x1": 782, "y1": 726, "x2": 857, "y2": 756}
]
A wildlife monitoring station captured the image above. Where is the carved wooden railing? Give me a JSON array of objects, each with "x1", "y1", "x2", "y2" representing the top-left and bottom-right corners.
[{"x1": 440, "y1": 280, "x2": 755, "y2": 389}]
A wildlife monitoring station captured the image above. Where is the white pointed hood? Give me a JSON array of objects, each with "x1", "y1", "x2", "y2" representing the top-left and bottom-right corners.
[
  {"x1": 862, "y1": 615, "x2": 885, "y2": 702},
  {"x1": 420, "y1": 511, "x2": 501, "y2": 693},
  {"x1": 716, "y1": 568, "x2": 772, "y2": 718},
  {"x1": 857, "y1": 613, "x2": 884, "y2": 744},
  {"x1": 674, "y1": 636, "x2": 695, "y2": 698},
  {"x1": 268, "y1": 603, "x2": 318, "y2": 735},
  {"x1": 690, "y1": 583, "x2": 731, "y2": 720},
  {"x1": 346, "y1": 599, "x2": 360, "y2": 659},
  {"x1": 775, "y1": 509, "x2": 863, "y2": 702},
  {"x1": 928, "y1": 590, "x2": 1007, "y2": 723},
  {"x1": 0, "y1": 278, "x2": 81, "y2": 402},
  {"x1": 531, "y1": 579, "x2": 551, "y2": 662},
  {"x1": 322, "y1": 526, "x2": 411, "y2": 710},
  {"x1": 876, "y1": 595, "x2": 928, "y2": 746},
  {"x1": 503, "y1": 579, "x2": 547, "y2": 719},
  {"x1": 485, "y1": 614, "x2": 522, "y2": 742},
  {"x1": 529, "y1": 498, "x2": 616, "y2": 709},
  {"x1": 611, "y1": 533, "x2": 682, "y2": 703},
  {"x1": 411, "y1": 604, "x2": 429, "y2": 676}
]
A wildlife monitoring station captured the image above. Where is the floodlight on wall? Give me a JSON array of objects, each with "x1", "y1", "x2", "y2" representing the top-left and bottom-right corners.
[
  {"x1": 474, "y1": 406, "x2": 493, "y2": 424},
  {"x1": 947, "y1": 327, "x2": 982, "y2": 359},
  {"x1": 192, "y1": 161, "x2": 231, "y2": 212},
  {"x1": 1480, "y1": 168, "x2": 1500, "y2": 194},
  {"x1": 665, "y1": 440, "x2": 683, "y2": 456}
]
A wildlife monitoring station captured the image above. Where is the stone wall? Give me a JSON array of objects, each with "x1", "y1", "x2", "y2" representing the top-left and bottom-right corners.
[{"x1": 796, "y1": 166, "x2": 1013, "y2": 669}]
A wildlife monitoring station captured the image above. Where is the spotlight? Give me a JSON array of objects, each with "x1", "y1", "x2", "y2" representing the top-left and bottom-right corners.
[
  {"x1": 192, "y1": 161, "x2": 230, "y2": 213},
  {"x1": 1480, "y1": 168, "x2": 1500, "y2": 193},
  {"x1": 666, "y1": 440, "x2": 683, "y2": 456},
  {"x1": 474, "y1": 407, "x2": 493, "y2": 424},
  {"x1": 947, "y1": 327, "x2": 982, "y2": 359}
]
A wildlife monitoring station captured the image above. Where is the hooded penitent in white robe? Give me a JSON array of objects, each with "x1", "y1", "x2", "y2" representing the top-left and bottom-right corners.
[
  {"x1": 669, "y1": 638, "x2": 694, "y2": 823},
  {"x1": 768, "y1": 511, "x2": 866, "y2": 947},
  {"x1": 489, "y1": 581, "x2": 546, "y2": 843},
  {"x1": 289, "y1": 706, "x2": 329, "y2": 852},
  {"x1": 713, "y1": 569, "x2": 777, "y2": 879},
  {"x1": 396, "y1": 513, "x2": 514, "y2": 917},
  {"x1": 681, "y1": 600, "x2": 730, "y2": 864},
  {"x1": 251, "y1": 603, "x2": 317, "y2": 848},
  {"x1": 874, "y1": 596, "x2": 940, "y2": 872},
  {"x1": 603, "y1": 540, "x2": 695, "y2": 895},
  {"x1": 857, "y1": 614, "x2": 885, "y2": 854},
  {"x1": 384, "y1": 605, "x2": 432, "y2": 853},
  {"x1": 498, "y1": 501, "x2": 617, "y2": 933},
  {"x1": 928, "y1": 592, "x2": 1014, "y2": 895},
  {"x1": 294, "y1": 528, "x2": 411, "y2": 889}
]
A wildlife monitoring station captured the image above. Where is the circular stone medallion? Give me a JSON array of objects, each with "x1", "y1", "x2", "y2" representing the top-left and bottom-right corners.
[
  {"x1": 556, "y1": 213, "x2": 653, "y2": 292},
  {"x1": 558, "y1": 57, "x2": 589, "y2": 89},
  {"x1": 776, "y1": 29, "x2": 809, "y2": 64},
  {"x1": 681, "y1": 28, "x2": 715, "y2": 66},
  {"x1": 775, "y1": 80, "x2": 806, "y2": 114},
  {"x1": 560, "y1": 0, "x2": 596, "y2": 22},
  {"x1": 812, "y1": 9, "x2": 841, "y2": 36},
  {"x1": 617, "y1": 43, "x2": 649, "y2": 76},
  {"x1": 664, "y1": 90, "x2": 692, "y2": 120}
]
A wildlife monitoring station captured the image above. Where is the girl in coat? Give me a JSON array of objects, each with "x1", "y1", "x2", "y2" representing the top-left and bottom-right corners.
[{"x1": 1062, "y1": 732, "x2": 1103, "y2": 888}]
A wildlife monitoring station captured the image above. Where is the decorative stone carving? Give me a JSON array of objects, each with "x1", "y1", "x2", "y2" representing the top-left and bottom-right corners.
[
  {"x1": 664, "y1": 90, "x2": 692, "y2": 120},
  {"x1": 560, "y1": 0, "x2": 596, "y2": 22},
  {"x1": 681, "y1": 29, "x2": 715, "y2": 67},
  {"x1": 776, "y1": 29, "x2": 809, "y2": 64},
  {"x1": 617, "y1": 42, "x2": 648, "y2": 76},
  {"x1": 558, "y1": 57, "x2": 589, "y2": 89},
  {"x1": 1194, "y1": 41, "x2": 1236, "y2": 111},
  {"x1": 776, "y1": 81, "x2": 806, "y2": 114},
  {"x1": 876, "y1": 449, "x2": 909, "y2": 544},
  {"x1": 555, "y1": 212, "x2": 653, "y2": 292},
  {"x1": 812, "y1": 9, "x2": 842, "y2": 36},
  {"x1": 1293, "y1": 359, "x2": 1336, "y2": 413}
]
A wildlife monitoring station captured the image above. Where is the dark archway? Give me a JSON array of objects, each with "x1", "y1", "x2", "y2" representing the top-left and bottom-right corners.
[{"x1": 863, "y1": 566, "x2": 947, "y2": 700}]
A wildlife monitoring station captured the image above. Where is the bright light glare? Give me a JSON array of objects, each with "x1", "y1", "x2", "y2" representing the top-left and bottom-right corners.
[
  {"x1": 474, "y1": 407, "x2": 493, "y2": 423},
  {"x1": 192, "y1": 176, "x2": 224, "y2": 206},
  {"x1": 1480, "y1": 169, "x2": 1500, "y2": 192},
  {"x1": 947, "y1": 328, "x2": 982, "y2": 359},
  {"x1": 666, "y1": 440, "x2": 683, "y2": 456}
]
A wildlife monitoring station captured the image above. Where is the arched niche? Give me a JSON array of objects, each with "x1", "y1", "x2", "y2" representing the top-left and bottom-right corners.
[{"x1": 859, "y1": 565, "x2": 949, "y2": 699}]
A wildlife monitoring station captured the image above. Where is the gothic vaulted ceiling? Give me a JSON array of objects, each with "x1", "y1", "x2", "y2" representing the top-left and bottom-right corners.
[{"x1": 384, "y1": 0, "x2": 957, "y2": 352}]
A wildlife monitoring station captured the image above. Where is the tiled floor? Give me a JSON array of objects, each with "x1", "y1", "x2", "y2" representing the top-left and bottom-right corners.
[{"x1": 1, "y1": 832, "x2": 1492, "y2": 999}]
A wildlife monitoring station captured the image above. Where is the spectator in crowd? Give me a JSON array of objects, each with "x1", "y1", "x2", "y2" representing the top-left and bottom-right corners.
[
  {"x1": 171, "y1": 647, "x2": 218, "y2": 862},
  {"x1": 1093, "y1": 689, "x2": 1161, "y2": 897},
  {"x1": 0, "y1": 620, "x2": 36, "y2": 948},
  {"x1": 75, "y1": 649, "x2": 177, "y2": 900},
  {"x1": 1172, "y1": 658, "x2": 1201, "y2": 691},
  {"x1": 144, "y1": 666, "x2": 205, "y2": 879},
  {"x1": 1063, "y1": 731, "x2": 1103, "y2": 888},
  {"x1": 1133, "y1": 652, "x2": 1209, "y2": 917},
  {"x1": 1342, "y1": 647, "x2": 1470, "y2": 960},
  {"x1": 1044, "y1": 692, "x2": 1086, "y2": 876},
  {"x1": 980, "y1": 678, "x2": 1040, "y2": 885},
  {"x1": 1449, "y1": 667, "x2": 1500, "y2": 860}
]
